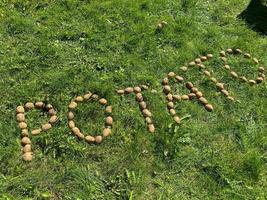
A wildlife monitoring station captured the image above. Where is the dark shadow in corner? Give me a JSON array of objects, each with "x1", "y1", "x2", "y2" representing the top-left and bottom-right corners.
[{"x1": 238, "y1": 0, "x2": 267, "y2": 35}]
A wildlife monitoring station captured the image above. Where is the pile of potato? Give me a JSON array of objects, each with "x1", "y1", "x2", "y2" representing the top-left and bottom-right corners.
[
  {"x1": 16, "y1": 102, "x2": 58, "y2": 161},
  {"x1": 68, "y1": 92, "x2": 113, "y2": 144}
]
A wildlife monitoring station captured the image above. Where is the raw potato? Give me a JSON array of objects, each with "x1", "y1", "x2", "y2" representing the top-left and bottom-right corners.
[
  {"x1": 32, "y1": 129, "x2": 41, "y2": 135},
  {"x1": 253, "y1": 58, "x2": 259, "y2": 64},
  {"x1": 173, "y1": 116, "x2": 181, "y2": 124},
  {"x1": 175, "y1": 76, "x2": 184, "y2": 82},
  {"x1": 199, "y1": 97, "x2": 208, "y2": 105},
  {"x1": 45, "y1": 104, "x2": 53, "y2": 110},
  {"x1": 205, "y1": 104, "x2": 213, "y2": 112},
  {"x1": 166, "y1": 94, "x2": 173, "y2": 101},
  {"x1": 84, "y1": 92, "x2": 92, "y2": 100},
  {"x1": 148, "y1": 124, "x2": 155, "y2": 133},
  {"x1": 226, "y1": 48, "x2": 233, "y2": 54},
  {"x1": 207, "y1": 54, "x2": 213, "y2": 59},
  {"x1": 103, "y1": 128, "x2": 111, "y2": 137},
  {"x1": 210, "y1": 77, "x2": 217, "y2": 83},
  {"x1": 16, "y1": 106, "x2": 25, "y2": 113},
  {"x1": 139, "y1": 101, "x2": 147, "y2": 109},
  {"x1": 227, "y1": 96, "x2": 235, "y2": 101},
  {"x1": 75, "y1": 96, "x2": 84, "y2": 102},
  {"x1": 168, "y1": 72, "x2": 176, "y2": 78},
  {"x1": 35, "y1": 102, "x2": 44, "y2": 109},
  {"x1": 105, "y1": 106, "x2": 112, "y2": 113},
  {"x1": 134, "y1": 86, "x2": 142, "y2": 93},
  {"x1": 16, "y1": 113, "x2": 25, "y2": 122},
  {"x1": 249, "y1": 80, "x2": 256, "y2": 85},
  {"x1": 180, "y1": 66, "x2": 188, "y2": 71},
  {"x1": 21, "y1": 137, "x2": 31, "y2": 145},
  {"x1": 135, "y1": 93, "x2": 143, "y2": 102},
  {"x1": 221, "y1": 57, "x2": 227, "y2": 63},
  {"x1": 19, "y1": 122, "x2": 27, "y2": 129},
  {"x1": 195, "y1": 58, "x2": 201, "y2": 63},
  {"x1": 42, "y1": 123, "x2": 52, "y2": 131},
  {"x1": 163, "y1": 85, "x2": 171, "y2": 94},
  {"x1": 240, "y1": 76, "x2": 248, "y2": 82},
  {"x1": 200, "y1": 56, "x2": 207, "y2": 61},
  {"x1": 125, "y1": 87, "x2": 134, "y2": 94},
  {"x1": 106, "y1": 116, "x2": 113, "y2": 126},
  {"x1": 95, "y1": 136, "x2": 103, "y2": 144},
  {"x1": 169, "y1": 109, "x2": 176, "y2": 116},
  {"x1": 224, "y1": 65, "x2": 230, "y2": 70},
  {"x1": 85, "y1": 135, "x2": 95, "y2": 143},
  {"x1": 181, "y1": 95, "x2": 189, "y2": 100},
  {"x1": 72, "y1": 127, "x2": 80, "y2": 135},
  {"x1": 186, "y1": 82, "x2": 194, "y2": 89},
  {"x1": 189, "y1": 93, "x2": 196, "y2": 99},
  {"x1": 68, "y1": 101, "x2": 77, "y2": 109},
  {"x1": 99, "y1": 98, "x2": 107, "y2": 105},
  {"x1": 141, "y1": 85, "x2": 149, "y2": 90},
  {"x1": 189, "y1": 61, "x2": 196, "y2": 66},
  {"x1": 221, "y1": 89, "x2": 229, "y2": 96},
  {"x1": 230, "y1": 71, "x2": 238, "y2": 78},
  {"x1": 75, "y1": 132, "x2": 85, "y2": 139},
  {"x1": 25, "y1": 102, "x2": 34, "y2": 110},
  {"x1": 216, "y1": 83, "x2": 224, "y2": 90},
  {"x1": 91, "y1": 94, "x2": 99, "y2": 100},
  {"x1": 235, "y1": 49, "x2": 242, "y2": 54},
  {"x1": 244, "y1": 53, "x2": 251, "y2": 58},
  {"x1": 21, "y1": 129, "x2": 29, "y2": 137},
  {"x1": 167, "y1": 102, "x2": 174, "y2": 109},
  {"x1": 142, "y1": 109, "x2": 152, "y2": 117},
  {"x1": 68, "y1": 112, "x2": 74, "y2": 120},
  {"x1": 196, "y1": 91, "x2": 203, "y2": 98},
  {"x1": 191, "y1": 87, "x2": 198, "y2": 93},
  {"x1": 68, "y1": 121, "x2": 75, "y2": 129},
  {"x1": 23, "y1": 144, "x2": 31, "y2": 153},
  {"x1": 117, "y1": 90, "x2": 124, "y2": 95},
  {"x1": 162, "y1": 77, "x2": 169, "y2": 85},
  {"x1": 49, "y1": 115, "x2": 58, "y2": 124},
  {"x1": 173, "y1": 95, "x2": 181, "y2": 101},
  {"x1": 256, "y1": 77, "x2": 264, "y2": 83},
  {"x1": 204, "y1": 70, "x2": 211, "y2": 77},
  {"x1": 22, "y1": 152, "x2": 33, "y2": 161},
  {"x1": 48, "y1": 109, "x2": 57, "y2": 116},
  {"x1": 145, "y1": 117, "x2": 153, "y2": 124},
  {"x1": 258, "y1": 67, "x2": 265, "y2": 73},
  {"x1": 220, "y1": 51, "x2": 226, "y2": 57}
]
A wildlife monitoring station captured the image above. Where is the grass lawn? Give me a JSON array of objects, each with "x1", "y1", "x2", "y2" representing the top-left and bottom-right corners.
[{"x1": 0, "y1": 0, "x2": 267, "y2": 199}]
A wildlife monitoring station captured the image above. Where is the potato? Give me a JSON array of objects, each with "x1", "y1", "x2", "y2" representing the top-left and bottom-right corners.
[
  {"x1": 163, "y1": 85, "x2": 171, "y2": 94},
  {"x1": 189, "y1": 61, "x2": 196, "y2": 66},
  {"x1": 185, "y1": 82, "x2": 194, "y2": 89},
  {"x1": 168, "y1": 72, "x2": 176, "y2": 78},
  {"x1": 230, "y1": 71, "x2": 238, "y2": 78},
  {"x1": 134, "y1": 86, "x2": 142, "y2": 93},
  {"x1": 68, "y1": 121, "x2": 75, "y2": 129},
  {"x1": 253, "y1": 58, "x2": 259, "y2": 64},
  {"x1": 199, "y1": 97, "x2": 208, "y2": 105},
  {"x1": 162, "y1": 77, "x2": 169, "y2": 85},
  {"x1": 99, "y1": 98, "x2": 108, "y2": 105},
  {"x1": 139, "y1": 101, "x2": 147, "y2": 110},
  {"x1": 207, "y1": 54, "x2": 213, "y2": 59},
  {"x1": 85, "y1": 135, "x2": 95, "y2": 143},
  {"x1": 91, "y1": 94, "x2": 99, "y2": 100},
  {"x1": 95, "y1": 136, "x2": 103, "y2": 144},
  {"x1": 175, "y1": 76, "x2": 184, "y2": 82},
  {"x1": 142, "y1": 109, "x2": 152, "y2": 117},
  {"x1": 48, "y1": 108, "x2": 57, "y2": 116},
  {"x1": 227, "y1": 96, "x2": 235, "y2": 101},
  {"x1": 181, "y1": 95, "x2": 189, "y2": 100},
  {"x1": 21, "y1": 129, "x2": 29, "y2": 137},
  {"x1": 84, "y1": 92, "x2": 92, "y2": 100},
  {"x1": 125, "y1": 87, "x2": 134, "y2": 94},
  {"x1": 258, "y1": 67, "x2": 265, "y2": 73},
  {"x1": 205, "y1": 104, "x2": 213, "y2": 112},
  {"x1": 195, "y1": 58, "x2": 201, "y2": 64},
  {"x1": 249, "y1": 80, "x2": 256, "y2": 85},
  {"x1": 68, "y1": 101, "x2": 77, "y2": 109},
  {"x1": 226, "y1": 48, "x2": 233, "y2": 54},
  {"x1": 72, "y1": 127, "x2": 80, "y2": 134},
  {"x1": 35, "y1": 102, "x2": 44, "y2": 109},
  {"x1": 75, "y1": 96, "x2": 84, "y2": 102},
  {"x1": 117, "y1": 90, "x2": 125, "y2": 95},
  {"x1": 235, "y1": 49, "x2": 242, "y2": 54},
  {"x1": 106, "y1": 116, "x2": 113, "y2": 126},
  {"x1": 196, "y1": 91, "x2": 203, "y2": 98},
  {"x1": 180, "y1": 66, "x2": 188, "y2": 71},
  {"x1": 103, "y1": 128, "x2": 111, "y2": 137},
  {"x1": 167, "y1": 102, "x2": 174, "y2": 109},
  {"x1": 220, "y1": 57, "x2": 227, "y2": 63},
  {"x1": 42, "y1": 123, "x2": 52, "y2": 131},
  {"x1": 105, "y1": 106, "x2": 112, "y2": 113},
  {"x1": 204, "y1": 70, "x2": 211, "y2": 77},
  {"x1": 68, "y1": 112, "x2": 74, "y2": 120},
  {"x1": 244, "y1": 53, "x2": 251, "y2": 58},
  {"x1": 198, "y1": 64, "x2": 205, "y2": 69},
  {"x1": 16, "y1": 113, "x2": 25, "y2": 122},
  {"x1": 148, "y1": 124, "x2": 155, "y2": 133},
  {"x1": 224, "y1": 65, "x2": 230, "y2": 70},
  {"x1": 188, "y1": 93, "x2": 196, "y2": 99},
  {"x1": 256, "y1": 77, "x2": 264, "y2": 83},
  {"x1": 240, "y1": 76, "x2": 248, "y2": 82},
  {"x1": 16, "y1": 106, "x2": 25, "y2": 114},
  {"x1": 32, "y1": 129, "x2": 41, "y2": 135},
  {"x1": 173, "y1": 116, "x2": 181, "y2": 124},
  {"x1": 169, "y1": 109, "x2": 176, "y2": 116},
  {"x1": 191, "y1": 87, "x2": 198, "y2": 93},
  {"x1": 21, "y1": 137, "x2": 31, "y2": 145},
  {"x1": 141, "y1": 85, "x2": 149, "y2": 90},
  {"x1": 135, "y1": 93, "x2": 143, "y2": 102},
  {"x1": 166, "y1": 94, "x2": 173, "y2": 101},
  {"x1": 173, "y1": 95, "x2": 181, "y2": 101},
  {"x1": 19, "y1": 122, "x2": 27, "y2": 129},
  {"x1": 25, "y1": 102, "x2": 34, "y2": 110},
  {"x1": 221, "y1": 89, "x2": 229, "y2": 96},
  {"x1": 210, "y1": 77, "x2": 217, "y2": 83},
  {"x1": 45, "y1": 104, "x2": 53, "y2": 110},
  {"x1": 220, "y1": 51, "x2": 226, "y2": 57},
  {"x1": 145, "y1": 117, "x2": 153, "y2": 124},
  {"x1": 22, "y1": 152, "x2": 33, "y2": 161},
  {"x1": 216, "y1": 83, "x2": 224, "y2": 90},
  {"x1": 200, "y1": 56, "x2": 208, "y2": 61},
  {"x1": 49, "y1": 115, "x2": 58, "y2": 124},
  {"x1": 23, "y1": 144, "x2": 31, "y2": 153},
  {"x1": 75, "y1": 132, "x2": 85, "y2": 139}
]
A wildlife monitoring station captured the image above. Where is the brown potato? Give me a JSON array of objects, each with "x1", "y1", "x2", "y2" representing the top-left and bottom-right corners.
[
  {"x1": 103, "y1": 128, "x2": 111, "y2": 137},
  {"x1": 235, "y1": 49, "x2": 242, "y2": 54},
  {"x1": 68, "y1": 121, "x2": 75, "y2": 129},
  {"x1": 240, "y1": 76, "x2": 248, "y2": 82},
  {"x1": 200, "y1": 56, "x2": 208, "y2": 61},
  {"x1": 204, "y1": 70, "x2": 211, "y2": 77},
  {"x1": 167, "y1": 102, "x2": 174, "y2": 109},
  {"x1": 99, "y1": 98, "x2": 107, "y2": 105},
  {"x1": 227, "y1": 96, "x2": 235, "y2": 101},
  {"x1": 25, "y1": 102, "x2": 34, "y2": 110},
  {"x1": 49, "y1": 115, "x2": 58, "y2": 124},
  {"x1": 95, "y1": 136, "x2": 103, "y2": 144},
  {"x1": 142, "y1": 109, "x2": 152, "y2": 117},
  {"x1": 85, "y1": 135, "x2": 95, "y2": 143},
  {"x1": 19, "y1": 122, "x2": 27, "y2": 129},
  {"x1": 169, "y1": 109, "x2": 176, "y2": 116},
  {"x1": 125, "y1": 87, "x2": 134, "y2": 94},
  {"x1": 32, "y1": 129, "x2": 41, "y2": 135},
  {"x1": 91, "y1": 94, "x2": 99, "y2": 100},
  {"x1": 16, "y1": 106, "x2": 25, "y2": 114},
  {"x1": 226, "y1": 48, "x2": 233, "y2": 54},
  {"x1": 162, "y1": 77, "x2": 169, "y2": 85},
  {"x1": 148, "y1": 124, "x2": 155, "y2": 133},
  {"x1": 16, "y1": 113, "x2": 25, "y2": 122},
  {"x1": 173, "y1": 116, "x2": 181, "y2": 124},
  {"x1": 163, "y1": 85, "x2": 171, "y2": 94},
  {"x1": 221, "y1": 89, "x2": 229, "y2": 96},
  {"x1": 244, "y1": 53, "x2": 251, "y2": 58},
  {"x1": 105, "y1": 106, "x2": 112, "y2": 113},
  {"x1": 253, "y1": 58, "x2": 259, "y2": 64},
  {"x1": 168, "y1": 72, "x2": 176, "y2": 78},
  {"x1": 166, "y1": 93, "x2": 173, "y2": 101},
  {"x1": 134, "y1": 86, "x2": 142, "y2": 93},
  {"x1": 186, "y1": 82, "x2": 194, "y2": 89},
  {"x1": 249, "y1": 80, "x2": 256, "y2": 85},
  {"x1": 75, "y1": 96, "x2": 84, "y2": 102},
  {"x1": 22, "y1": 152, "x2": 33, "y2": 161},
  {"x1": 181, "y1": 95, "x2": 189, "y2": 100},
  {"x1": 68, "y1": 112, "x2": 74, "y2": 120},
  {"x1": 189, "y1": 61, "x2": 196, "y2": 66},
  {"x1": 230, "y1": 71, "x2": 238, "y2": 78},
  {"x1": 139, "y1": 101, "x2": 147, "y2": 110},
  {"x1": 145, "y1": 117, "x2": 153, "y2": 124},
  {"x1": 195, "y1": 58, "x2": 201, "y2": 64},
  {"x1": 188, "y1": 93, "x2": 196, "y2": 99},
  {"x1": 173, "y1": 95, "x2": 181, "y2": 101},
  {"x1": 216, "y1": 83, "x2": 224, "y2": 90},
  {"x1": 72, "y1": 127, "x2": 80, "y2": 135},
  {"x1": 21, "y1": 129, "x2": 29, "y2": 137},
  {"x1": 135, "y1": 93, "x2": 143, "y2": 102},
  {"x1": 196, "y1": 91, "x2": 203, "y2": 98},
  {"x1": 35, "y1": 102, "x2": 44, "y2": 109},
  {"x1": 42, "y1": 123, "x2": 52, "y2": 131},
  {"x1": 68, "y1": 101, "x2": 77, "y2": 109},
  {"x1": 224, "y1": 65, "x2": 230, "y2": 70},
  {"x1": 21, "y1": 137, "x2": 31, "y2": 145},
  {"x1": 106, "y1": 116, "x2": 113, "y2": 126},
  {"x1": 191, "y1": 87, "x2": 198, "y2": 93},
  {"x1": 220, "y1": 51, "x2": 226, "y2": 57},
  {"x1": 117, "y1": 90, "x2": 125, "y2": 95},
  {"x1": 23, "y1": 144, "x2": 31, "y2": 153},
  {"x1": 220, "y1": 57, "x2": 227, "y2": 63},
  {"x1": 199, "y1": 97, "x2": 208, "y2": 105},
  {"x1": 207, "y1": 54, "x2": 213, "y2": 59},
  {"x1": 210, "y1": 77, "x2": 217, "y2": 83},
  {"x1": 175, "y1": 76, "x2": 184, "y2": 82},
  {"x1": 256, "y1": 77, "x2": 264, "y2": 83},
  {"x1": 48, "y1": 109, "x2": 57, "y2": 116},
  {"x1": 84, "y1": 92, "x2": 92, "y2": 100},
  {"x1": 258, "y1": 67, "x2": 265, "y2": 73},
  {"x1": 180, "y1": 66, "x2": 188, "y2": 71},
  {"x1": 205, "y1": 104, "x2": 213, "y2": 112},
  {"x1": 45, "y1": 104, "x2": 53, "y2": 110}
]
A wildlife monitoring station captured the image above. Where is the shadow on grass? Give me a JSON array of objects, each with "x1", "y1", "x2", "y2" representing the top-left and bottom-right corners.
[{"x1": 238, "y1": 0, "x2": 267, "y2": 35}]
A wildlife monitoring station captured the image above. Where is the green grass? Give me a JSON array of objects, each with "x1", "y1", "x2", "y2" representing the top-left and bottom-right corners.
[{"x1": 0, "y1": 0, "x2": 267, "y2": 199}]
